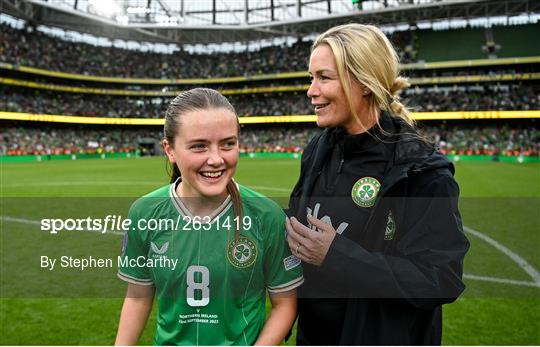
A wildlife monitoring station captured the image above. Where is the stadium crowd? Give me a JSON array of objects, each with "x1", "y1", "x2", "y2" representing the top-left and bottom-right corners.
[
  {"x1": 1, "y1": 85, "x2": 538, "y2": 118},
  {"x1": 0, "y1": 23, "x2": 415, "y2": 78},
  {"x1": 0, "y1": 126, "x2": 319, "y2": 156},
  {"x1": 421, "y1": 124, "x2": 539, "y2": 157},
  {"x1": 402, "y1": 85, "x2": 540, "y2": 112},
  {"x1": 1, "y1": 124, "x2": 538, "y2": 157},
  {"x1": 1, "y1": 22, "x2": 538, "y2": 159}
]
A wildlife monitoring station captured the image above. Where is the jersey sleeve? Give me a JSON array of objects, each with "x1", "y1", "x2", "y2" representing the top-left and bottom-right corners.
[
  {"x1": 117, "y1": 203, "x2": 153, "y2": 286},
  {"x1": 262, "y1": 206, "x2": 304, "y2": 293}
]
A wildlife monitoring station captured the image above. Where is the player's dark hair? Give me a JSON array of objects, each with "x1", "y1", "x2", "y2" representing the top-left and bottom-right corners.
[{"x1": 164, "y1": 88, "x2": 243, "y2": 238}]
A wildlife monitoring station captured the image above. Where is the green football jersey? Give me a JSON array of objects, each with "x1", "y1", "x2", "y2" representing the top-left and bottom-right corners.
[{"x1": 118, "y1": 180, "x2": 303, "y2": 345}]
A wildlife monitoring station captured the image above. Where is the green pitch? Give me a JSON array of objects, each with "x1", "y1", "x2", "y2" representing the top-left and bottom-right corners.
[{"x1": 1, "y1": 157, "x2": 539, "y2": 345}]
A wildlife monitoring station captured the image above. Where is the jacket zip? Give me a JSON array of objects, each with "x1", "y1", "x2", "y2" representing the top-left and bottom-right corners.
[{"x1": 337, "y1": 146, "x2": 345, "y2": 176}]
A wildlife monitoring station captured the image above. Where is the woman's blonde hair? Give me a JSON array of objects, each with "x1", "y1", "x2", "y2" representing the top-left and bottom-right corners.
[{"x1": 312, "y1": 23, "x2": 413, "y2": 130}]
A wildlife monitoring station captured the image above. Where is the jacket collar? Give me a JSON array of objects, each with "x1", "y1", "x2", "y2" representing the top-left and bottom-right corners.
[
  {"x1": 315, "y1": 114, "x2": 454, "y2": 194},
  {"x1": 382, "y1": 117, "x2": 455, "y2": 197}
]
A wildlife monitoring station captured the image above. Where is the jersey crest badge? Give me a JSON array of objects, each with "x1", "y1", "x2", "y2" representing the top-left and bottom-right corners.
[
  {"x1": 227, "y1": 236, "x2": 257, "y2": 268},
  {"x1": 351, "y1": 177, "x2": 381, "y2": 208},
  {"x1": 384, "y1": 210, "x2": 396, "y2": 240}
]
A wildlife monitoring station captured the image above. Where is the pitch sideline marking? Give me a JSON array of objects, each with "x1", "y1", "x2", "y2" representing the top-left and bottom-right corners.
[
  {"x1": 248, "y1": 185, "x2": 291, "y2": 192},
  {"x1": 2, "y1": 216, "x2": 539, "y2": 288},
  {"x1": 3, "y1": 182, "x2": 292, "y2": 192},
  {"x1": 464, "y1": 226, "x2": 540, "y2": 285},
  {"x1": 463, "y1": 274, "x2": 539, "y2": 288},
  {"x1": 3, "y1": 181, "x2": 163, "y2": 187}
]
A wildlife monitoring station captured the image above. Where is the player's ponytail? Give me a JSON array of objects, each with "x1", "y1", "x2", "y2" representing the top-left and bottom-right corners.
[
  {"x1": 227, "y1": 180, "x2": 244, "y2": 240},
  {"x1": 167, "y1": 162, "x2": 181, "y2": 184}
]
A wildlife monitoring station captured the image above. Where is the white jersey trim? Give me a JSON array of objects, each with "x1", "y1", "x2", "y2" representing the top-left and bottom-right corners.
[
  {"x1": 169, "y1": 178, "x2": 232, "y2": 222},
  {"x1": 267, "y1": 276, "x2": 304, "y2": 293},
  {"x1": 117, "y1": 271, "x2": 154, "y2": 286}
]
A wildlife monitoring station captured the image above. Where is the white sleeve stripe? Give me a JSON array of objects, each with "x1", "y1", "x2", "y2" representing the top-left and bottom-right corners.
[
  {"x1": 268, "y1": 275, "x2": 304, "y2": 289},
  {"x1": 267, "y1": 276, "x2": 304, "y2": 293},
  {"x1": 117, "y1": 271, "x2": 154, "y2": 286}
]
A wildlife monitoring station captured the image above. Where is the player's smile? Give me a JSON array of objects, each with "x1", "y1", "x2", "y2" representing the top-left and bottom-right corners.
[
  {"x1": 200, "y1": 170, "x2": 224, "y2": 179},
  {"x1": 197, "y1": 168, "x2": 228, "y2": 186}
]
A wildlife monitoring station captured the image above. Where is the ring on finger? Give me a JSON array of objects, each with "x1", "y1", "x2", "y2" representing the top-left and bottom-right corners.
[{"x1": 295, "y1": 243, "x2": 301, "y2": 254}]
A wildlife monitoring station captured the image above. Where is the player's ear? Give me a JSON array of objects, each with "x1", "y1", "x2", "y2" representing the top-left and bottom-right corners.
[{"x1": 163, "y1": 139, "x2": 175, "y2": 163}]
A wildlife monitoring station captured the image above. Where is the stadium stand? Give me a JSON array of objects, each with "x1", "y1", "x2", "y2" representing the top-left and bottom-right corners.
[
  {"x1": 1, "y1": 9, "x2": 539, "y2": 159},
  {"x1": 2, "y1": 123, "x2": 537, "y2": 157},
  {"x1": 415, "y1": 27, "x2": 487, "y2": 61},
  {"x1": 1, "y1": 84, "x2": 538, "y2": 118},
  {"x1": 1, "y1": 22, "x2": 538, "y2": 78},
  {"x1": 0, "y1": 23, "x2": 311, "y2": 78},
  {"x1": 421, "y1": 123, "x2": 539, "y2": 157},
  {"x1": 402, "y1": 84, "x2": 540, "y2": 112},
  {"x1": 491, "y1": 24, "x2": 540, "y2": 58}
]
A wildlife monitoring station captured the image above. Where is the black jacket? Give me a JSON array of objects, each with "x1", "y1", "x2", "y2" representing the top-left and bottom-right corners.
[{"x1": 288, "y1": 116, "x2": 470, "y2": 345}]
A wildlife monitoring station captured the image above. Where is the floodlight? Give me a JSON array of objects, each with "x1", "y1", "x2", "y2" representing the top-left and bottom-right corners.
[
  {"x1": 116, "y1": 15, "x2": 129, "y2": 25},
  {"x1": 88, "y1": 0, "x2": 123, "y2": 19}
]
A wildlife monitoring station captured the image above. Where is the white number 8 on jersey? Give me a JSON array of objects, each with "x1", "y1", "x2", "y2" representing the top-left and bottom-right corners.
[{"x1": 186, "y1": 265, "x2": 210, "y2": 307}]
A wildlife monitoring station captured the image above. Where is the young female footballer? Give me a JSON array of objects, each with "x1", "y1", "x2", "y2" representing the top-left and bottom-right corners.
[{"x1": 115, "y1": 88, "x2": 303, "y2": 345}]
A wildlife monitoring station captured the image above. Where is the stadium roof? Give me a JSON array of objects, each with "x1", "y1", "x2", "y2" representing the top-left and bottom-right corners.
[{"x1": 1, "y1": 0, "x2": 538, "y2": 44}]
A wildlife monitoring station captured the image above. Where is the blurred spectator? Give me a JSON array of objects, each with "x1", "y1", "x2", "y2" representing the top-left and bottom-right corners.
[
  {"x1": 1, "y1": 124, "x2": 538, "y2": 157},
  {"x1": 420, "y1": 124, "x2": 539, "y2": 157},
  {"x1": 403, "y1": 85, "x2": 540, "y2": 111},
  {"x1": 1, "y1": 85, "x2": 538, "y2": 118},
  {"x1": 0, "y1": 126, "x2": 150, "y2": 155},
  {"x1": 0, "y1": 23, "x2": 414, "y2": 78}
]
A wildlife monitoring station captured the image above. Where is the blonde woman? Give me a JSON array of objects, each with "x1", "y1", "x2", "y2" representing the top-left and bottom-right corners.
[{"x1": 286, "y1": 24, "x2": 469, "y2": 345}]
